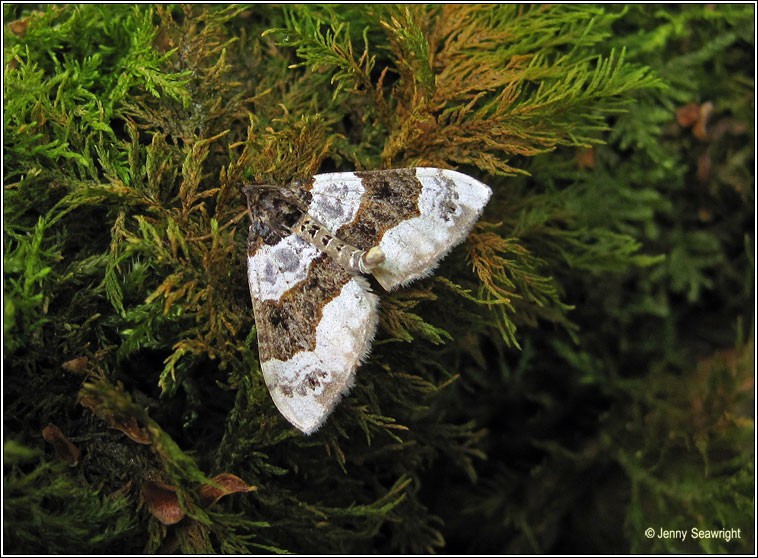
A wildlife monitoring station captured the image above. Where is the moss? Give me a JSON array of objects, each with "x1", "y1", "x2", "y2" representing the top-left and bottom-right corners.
[{"x1": 3, "y1": 4, "x2": 753, "y2": 553}]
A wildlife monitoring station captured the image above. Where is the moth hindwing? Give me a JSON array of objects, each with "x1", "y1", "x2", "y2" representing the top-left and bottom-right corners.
[{"x1": 244, "y1": 167, "x2": 492, "y2": 434}]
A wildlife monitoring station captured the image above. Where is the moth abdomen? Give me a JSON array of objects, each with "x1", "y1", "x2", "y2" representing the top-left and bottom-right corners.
[{"x1": 293, "y1": 214, "x2": 384, "y2": 274}]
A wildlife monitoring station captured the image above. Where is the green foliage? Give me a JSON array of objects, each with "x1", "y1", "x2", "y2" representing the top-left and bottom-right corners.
[
  {"x1": 3, "y1": 441, "x2": 138, "y2": 553},
  {"x1": 4, "y1": 215, "x2": 55, "y2": 353},
  {"x1": 620, "y1": 338, "x2": 754, "y2": 553},
  {"x1": 3, "y1": 3, "x2": 752, "y2": 554},
  {"x1": 267, "y1": 4, "x2": 663, "y2": 173}
]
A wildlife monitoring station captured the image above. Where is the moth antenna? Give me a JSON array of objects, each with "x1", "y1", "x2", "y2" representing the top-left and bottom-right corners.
[{"x1": 241, "y1": 183, "x2": 278, "y2": 196}]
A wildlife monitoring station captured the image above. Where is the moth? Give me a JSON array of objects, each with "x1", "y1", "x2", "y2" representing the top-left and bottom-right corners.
[{"x1": 243, "y1": 168, "x2": 492, "y2": 434}]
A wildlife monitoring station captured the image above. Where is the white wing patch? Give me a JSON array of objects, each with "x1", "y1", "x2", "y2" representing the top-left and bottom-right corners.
[
  {"x1": 259, "y1": 277, "x2": 378, "y2": 435},
  {"x1": 247, "y1": 235, "x2": 320, "y2": 301},
  {"x1": 307, "y1": 172, "x2": 365, "y2": 232},
  {"x1": 372, "y1": 168, "x2": 492, "y2": 290}
]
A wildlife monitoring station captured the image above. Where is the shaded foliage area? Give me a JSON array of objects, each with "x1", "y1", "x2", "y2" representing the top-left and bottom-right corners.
[{"x1": 3, "y1": 4, "x2": 753, "y2": 554}]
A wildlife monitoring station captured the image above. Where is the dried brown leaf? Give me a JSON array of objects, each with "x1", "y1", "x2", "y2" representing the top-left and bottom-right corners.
[
  {"x1": 42, "y1": 424, "x2": 81, "y2": 466},
  {"x1": 197, "y1": 473, "x2": 256, "y2": 508},
  {"x1": 142, "y1": 480, "x2": 185, "y2": 525}
]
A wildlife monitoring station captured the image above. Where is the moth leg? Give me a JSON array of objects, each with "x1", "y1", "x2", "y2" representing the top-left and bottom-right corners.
[{"x1": 293, "y1": 215, "x2": 385, "y2": 274}]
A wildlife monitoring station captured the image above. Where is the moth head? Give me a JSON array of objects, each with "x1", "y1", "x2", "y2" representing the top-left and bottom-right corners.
[
  {"x1": 241, "y1": 182, "x2": 276, "y2": 206},
  {"x1": 242, "y1": 183, "x2": 310, "y2": 243}
]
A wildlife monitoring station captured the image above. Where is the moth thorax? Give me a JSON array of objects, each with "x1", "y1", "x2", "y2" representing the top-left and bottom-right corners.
[
  {"x1": 345, "y1": 245, "x2": 385, "y2": 274},
  {"x1": 360, "y1": 246, "x2": 385, "y2": 271}
]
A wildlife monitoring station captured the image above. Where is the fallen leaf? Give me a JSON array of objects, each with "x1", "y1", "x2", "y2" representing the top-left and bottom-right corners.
[
  {"x1": 42, "y1": 424, "x2": 80, "y2": 466},
  {"x1": 142, "y1": 480, "x2": 184, "y2": 525},
  {"x1": 7, "y1": 18, "x2": 28, "y2": 37},
  {"x1": 197, "y1": 473, "x2": 256, "y2": 507},
  {"x1": 676, "y1": 102, "x2": 700, "y2": 127},
  {"x1": 62, "y1": 356, "x2": 89, "y2": 375},
  {"x1": 576, "y1": 147, "x2": 595, "y2": 169}
]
